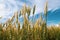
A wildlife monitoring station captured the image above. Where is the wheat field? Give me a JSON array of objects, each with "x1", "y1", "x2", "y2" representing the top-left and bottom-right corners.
[{"x1": 0, "y1": 1, "x2": 60, "y2": 40}]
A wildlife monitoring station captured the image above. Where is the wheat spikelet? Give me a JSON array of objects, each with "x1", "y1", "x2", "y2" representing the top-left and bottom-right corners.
[
  {"x1": 33, "y1": 5, "x2": 36, "y2": 15},
  {"x1": 26, "y1": 6, "x2": 31, "y2": 16},
  {"x1": 44, "y1": 0, "x2": 48, "y2": 16}
]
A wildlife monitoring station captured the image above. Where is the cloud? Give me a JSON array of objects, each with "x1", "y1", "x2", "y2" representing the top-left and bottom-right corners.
[
  {"x1": 48, "y1": 0, "x2": 60, "y2": 9},
  {"x1": 0, "y1": 0, "x2": 24, "y2": 19},
  {"x1": 25, "y1": 0, "x2": 60, "y2": 14},
  {"x1": 0, "y1": 0, "x2": 60, "y2": 24},
  {"x1": 0, "y1": 0, "x2": 60, "y2": 17},
  {"x1": 22, "y1": 0, "x2": 46, "y2": 15}
]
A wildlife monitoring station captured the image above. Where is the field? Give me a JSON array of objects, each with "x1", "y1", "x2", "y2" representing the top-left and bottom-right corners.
[{"x1": 0, "y1": 2, "x2": 60, "y2": 40}]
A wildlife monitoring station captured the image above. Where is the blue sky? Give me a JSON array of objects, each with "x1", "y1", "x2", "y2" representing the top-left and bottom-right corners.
[{"x1": 0, "y1": 0, "x2": 60, "y2": 26}]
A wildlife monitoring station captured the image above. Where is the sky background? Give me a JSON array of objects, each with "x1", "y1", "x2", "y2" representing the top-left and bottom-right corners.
[{"x1": 0, "y1": 0, "x2": 60, "y2": 26}]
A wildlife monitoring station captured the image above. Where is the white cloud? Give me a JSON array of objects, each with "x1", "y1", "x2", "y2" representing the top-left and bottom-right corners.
[
  {"x1": 0, "y1": 4, "x2": 5, "y2": 10},
  {"x1": 25, "y1": 0, "x2": 46, "y2": 14},
  {"x1": 0, "y1": 0, "x2": 59, "y2": 18},
  {"x1": 48, "y1": 0, "x2": 60, "y2": 9},
  {"x1": 0, "y1": 0, "x2": 60, "y2": 23},
  {"x1": 0, "y1": 0, "x2": 24, "y2": 19},
  {"x1": 26, "y1": 0, "x2": 60, "y2": 14},
  {"x1": 55, "y1": 24, "x2": 59, "y2": 27}
]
